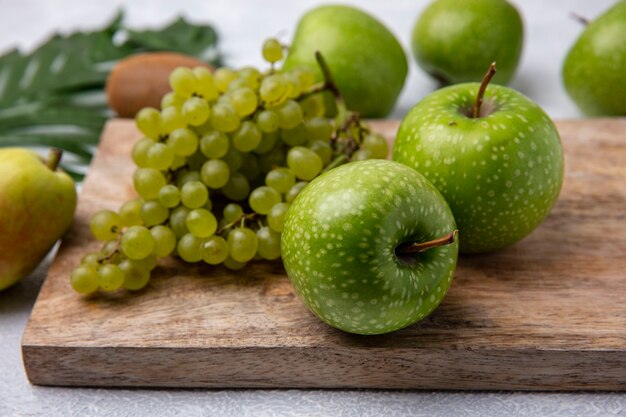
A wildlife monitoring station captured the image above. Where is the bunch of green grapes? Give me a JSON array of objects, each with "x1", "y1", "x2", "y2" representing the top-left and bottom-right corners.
[{"x1": 70, "y1": 39, "x2": 389, "y2": 295}]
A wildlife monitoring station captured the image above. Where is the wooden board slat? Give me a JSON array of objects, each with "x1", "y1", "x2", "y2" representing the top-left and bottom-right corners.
[{"x1": 21, "y1": 118, "x2": 626, "y2": 390}]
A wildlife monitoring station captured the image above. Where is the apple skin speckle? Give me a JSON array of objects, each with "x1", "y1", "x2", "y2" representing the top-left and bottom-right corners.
[
  {"x1": 281, "y1": 159, "x2": 458, "y2": 335},
  {"x1": 392, "y1": 83, "x2": 564, "y2": 254}
]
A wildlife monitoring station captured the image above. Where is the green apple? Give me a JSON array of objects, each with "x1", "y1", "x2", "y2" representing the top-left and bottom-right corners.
[
  {"x1": 0, "y1": 148, "x2": 76, "y2": 291},
  {"x1": 283, "y1": 5, "x2": 408, "y2": 118},
  {"x1": 411, "y1": 0, "x2": 523, "y2": 85},
  {"x1": 392, "y1": 66, "x2": 564, "y2": 254},
  {"x1": 281, "y1": 159, "x2": 458, "y2": 335},
  {"x1": 563, "y1": 2, "x2": 626, "y2": 116}
]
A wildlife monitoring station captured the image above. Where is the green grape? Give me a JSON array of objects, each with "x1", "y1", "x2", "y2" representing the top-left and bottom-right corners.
[
  {"x1": 90, "y1": 209, "x2": 123, "y2": 241},
  {"x1": 171, "y1": 155, "x2": 187, "y2": 170},
  {"x1": 186, "y1": 208, "x2": 218, "y2": 238},
  {"x1": 284, "y1": 74, "x2": 301, "y2": 99},
  {"x1": 133, "y1": 168, "x2": 165, "y2": 200},
  {"x1": 201, "y1": 235, "x2": 229, "y2": 265},
  {"x1": 201, "y1": 159, "x2": 230, "y2": 189},
  {"x1": 97, "y1": 264, "x2": 124, "y2": 292},
  {"x1": 256, "y1": 110, "x2": 280, "y2": 133},
  {"x1": 292, "y1": 67, "x2": 317, "y2": 90},
  {"x1": 177, "y1": 233, "x2": 204, "y2": 262},
  {"x1": 227, "y1": 78, "x2": 251, "y2": 92},
  {"x1": 309, "y1": 140, "x2": 333, "y2": 165},
  {"x1": 145, "y1": 142, "x2": 174, "y2": 170},
  {"x1": 265, "y1": 167, "x2": 295, "y2": 193},
  {"x1": 214, "y1": 68, "x2": 238, "y2": 92},
  {"x1": 131, "y1": 255, "x2": 158, "y2": 272},
  {"x1": 119, "y1": 259, "x2": 151, "y2": 291},
  {"x1": 230, "y1": 87, "x2": 258, "y2": 117},
  {"x1": 300, "y1": 94, "x2": 325, "y2": 118},
  {"x1": 221, "y1": 172, "x2": 250, "y2": 201},
  {"x1": 71, "y1": 264, "x2": 99, "y2": 294},
  {"x1": 131, "y1": 137, "x2": 155, "y2": 167},
  {"x1": 223, "y1": 203, "x2": 243, "y2": 223},
  {"x1": 185, "y1": 150, "x2": 207, "y2": 172},
  {"x1": 181, "y1": 181, "x2": 209, "y2": 208},
  {"x1": 161, "y1": 91, "x2": 185, "y2": 109},
  {"x1": 182, "y1": 96, "x2": 211, "y2": 126},
  {"x1": 285, "y1": 181, "x2": 308, "y2": 204},
  {"x1": 287, "y1": 146, "x2": 323, "y2": 180},
  {"x1": 169, "y1": 206, "x2": 191, "y2": 238},
  {"x1": 81, "y1": 252, "x2": 101, "y2": 266},
  {"x1": 262, "y1": 38, "x2": 284, "y2": 63},
  {"x1": 267, "y1": 202, "x2": 290, "y2": 232},
  {"x1": 239, "y1": 153, "x2": 260, "y2": 181},
  {"x1": 259, "y1": 74, "x2": 289, "y2": 106},
  {"x1": 200, "y1": 131, "x2": 229, "y2": 159},
  {"x1": 351, "y1": 149, "x2": 372, "y2": 161},
  {"x1": 227, "y1": 227, "x2": 258, "y2": 263},
  {"x1": 232, "y1": 121, "x2": 262, "y2": 152},
  {"x1": 135, "y1": 107, "x2": 163, "y2": 139},
  {"x1": 160, "y1": 106, "x2": 187, "y2": 133},
  {"x1": 140, "y1": 200, "x2": 169, "y2": 227},
  {"x1": 121, "y1": 226, "x2": 155, "y2": 260},
  {"x1": 167, "y1": 128, "x2": 199, "y2": 157},
  {"x1": 276, "y1": 100, "x2": 303, "y2": 129},
  {"x1": 101, "y1": 240, "x2": 120, "y2": 258},
  {"x1": 258, "y1": 146, "x2": 286, "y2": 174},
  {"x1": 210, "y1": 103, "x2": 240, "y2": 133},
  {"x1": 305, "y1": 117, "x2": 333, "y2": 142},
  {"x1": 193, "y1": 67, "x2": 219, "y2": 101},
  {"x1": 150, "y1": 225, "x2": 177, "y2": 257},
  {"x1": 238, "y1": 67, "x2": 261, "y2": 90},
  {"x1": 158, "y1": 184, "x2": 181, "y2": 208},
  {"x1": 362, "y1": 132, "x2": 389, "y2": 159},
  {"x1": 256, "y1": 226, "x2": 281, "y2": 260},
  {"x1": 169, "y1": 67, "x2": 197, "y2": 98},
  {"x1": 223, "y1": 256, "x2": 247, "y2": 271},
  {"x1": 175, "y1": 170, "x2": 201, "y2": 188},
  {"x1": 281, "y1": 124, "x2": 308, "y2": 146},
  {"x1": 254, "y1": 131, "x2": 279, "y2": 154},
  {"x1": 203, "y1": 197, "x2": 213, "y2": 211},
  {"x1": 222, "y1": 146, "x2": 243, "y2": 172},
  {"x1": 249, "y1": 186, "x2": 282, "y2": 215}
]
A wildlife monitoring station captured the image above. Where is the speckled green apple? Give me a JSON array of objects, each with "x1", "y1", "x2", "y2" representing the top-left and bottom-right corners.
[
  {"x1": 283, "y1": 5, "x2": 408, "y2": 117},
  {"x1": 393, "y1": 81, "x2": 564, "y2": 254},
  {"x1": 281, "y1": 159, "x2": 458, "y2": 335},
  {"x1": 563, "y1": 2, "x2": 626, "y2": 116},
  {"x1": 0, "y1": 148, "x2": 76, "y2": 291},
  {"x1": 411, "y1": 0, "x2": 523, "y2": 85}
]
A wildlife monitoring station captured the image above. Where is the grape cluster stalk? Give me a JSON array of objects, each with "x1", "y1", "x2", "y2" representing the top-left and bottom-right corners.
[{"x1": 70, "y1": 39, "x2": 389, "y2": 295}]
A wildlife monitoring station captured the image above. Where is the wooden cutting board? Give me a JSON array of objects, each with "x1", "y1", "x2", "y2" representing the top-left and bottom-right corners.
[{"x1": 22, "y1": 118, "x2": 626, "y2": 390}]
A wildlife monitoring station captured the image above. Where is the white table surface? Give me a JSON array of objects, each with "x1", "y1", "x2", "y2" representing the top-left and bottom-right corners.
[{"x1": 1, "y1": 1, "x2": 625, "y2": 416}]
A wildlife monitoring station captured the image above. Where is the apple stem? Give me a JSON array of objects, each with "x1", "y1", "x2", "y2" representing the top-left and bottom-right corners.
[
  {"x1": 46, "y1": 148, "x2": 63, "y2": 171},
  {"x1": 399, "y1": 230, "x2": 458, "y2": 255},
  {"x1": 570, "y1": 12, "x2": 590, "y2": 26},
  {"x1": 471, "y1": 62, "x2": 497, "y2": 118}
]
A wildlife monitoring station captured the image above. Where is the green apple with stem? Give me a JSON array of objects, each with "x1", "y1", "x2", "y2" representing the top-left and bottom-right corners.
[
  {"x1": 411, "y1": 0, "x2": 523, "y2": 85},
  {"x1": 283, "y1": 4, "x2": 408, "y2": 117},
  {"x1": 563, "y1": 2, "x2": 626, "y2": 116},
  {"x1": 393, "y1": 64, "x2": 564, "y2": 254},
  {"x1": 281, "y1": 159, "x2": 458, "y2": 335},
  {"x1": 0, "y1": 148, "x2": 77, "y2": 291}
]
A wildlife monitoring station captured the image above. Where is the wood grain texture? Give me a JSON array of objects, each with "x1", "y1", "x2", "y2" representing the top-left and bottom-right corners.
[{"x1": 22, "y1": 118, "x2": 626, "y2": 390}]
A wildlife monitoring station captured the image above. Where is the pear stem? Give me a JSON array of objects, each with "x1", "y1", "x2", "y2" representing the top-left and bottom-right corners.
[
  {"x1": 570, "y1": 12, "x2": 590, "y2": 26},
  {"x1": 46, "y1": 148, "x2": 63, "y2": 171},
  {"x1": 471, "y1": 63, "x2": 497, "y2": 118},
  {"x1": 398, "y1": 230, "x2": 458, "y2": 255}
]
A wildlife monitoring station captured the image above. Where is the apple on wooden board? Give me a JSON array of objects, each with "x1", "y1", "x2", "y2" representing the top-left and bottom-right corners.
[
  {"x1": 411, "y1": 0, "x2": 523, "y2": 85},
  {"x1": 283, "y1": 4, "x2": 408, "y2": 118},
  {"x1": 393, "y1": 64, "x2": 564, "y2": 254},
  {"x1": 562, "y1": 2, "x2": 626, "y2": 116},
  {"x1": 0, "y1": 148, "x2": 77, "y2": 291},
  {"x1": 281, "y1": 159, "x2": 458, "y2": 335}
]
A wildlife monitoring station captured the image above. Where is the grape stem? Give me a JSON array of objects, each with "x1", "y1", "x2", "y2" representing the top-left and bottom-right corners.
[
  {"x1": 216, "y1": 213, "x2": 257, "y2": 235},
  {"x1": 46, "y1": 148, "x2": 63, "y2": 171},
  {"x1": 570, "y1": 12, "x2": 590, "y2": 25},
  {"x1": 398, "y1": 230, "x2": 458, "y2": 255},
  {"x1": 471, "y1": 62, "x2": 497, "y2": 119},
  {"x1": 97, "y1": 233, "x2": 123, "y2": 264}
]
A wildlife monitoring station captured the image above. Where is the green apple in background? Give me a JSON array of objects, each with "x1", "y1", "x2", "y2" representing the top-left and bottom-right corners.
[
  {"x1": 282, "y1": 159, "x2": 458, "y2": 335},
  {"x1": 411, "y1": 0, "x2": 523, "y2": 85},
  {"x1": 392, "y1": 65, "x2": 563, "y2": 254},
  {"x1": 563, "y1": 2, "x2": 626, "y2": 116},
  {"x1": 283, "y1": 5, "x2": 408, "y2": 118},
  {"x1": 0, "y1": 148, "x2": 76, "y2": 291}
]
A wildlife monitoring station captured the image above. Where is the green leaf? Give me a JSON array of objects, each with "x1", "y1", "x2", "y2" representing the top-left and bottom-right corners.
[{"x1": 0, "y1": 11, "x2": 221, "y2": 180}]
